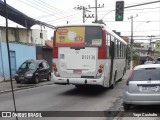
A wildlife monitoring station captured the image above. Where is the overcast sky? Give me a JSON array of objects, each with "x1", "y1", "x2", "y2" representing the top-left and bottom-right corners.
[{"x1": 0, "y1": 0, "x2": 160, "y2": 42}]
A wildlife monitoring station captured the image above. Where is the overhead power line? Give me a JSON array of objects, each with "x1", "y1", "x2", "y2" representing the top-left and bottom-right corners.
[
  {"x1": 81, "y1": 0, "x2": 90, "y2": 5},
  {"x1": 46, "y1": 12, "x2": 82, "y2": 23},
  {"x1": 33, "y1": 0, "x2": 66, "y2": 15},
  {"x1": 104, "y1": 20, "x2": 160, "y2": 22},
  {"x1": 98, "y1": 6, "x2": 160, "y2": 12},
  {"x1": 25, "y1": 0, "x2": 77, "y2": 20},
  {"x1": 124, "y1": 0, "x2": 160, "y2": 9},
  {"x1": 102, "y1": 0, "x2": 160, "y2": 19},
  {"x1": 17, "y1": 0, "x2": 82, "y2": 23}
]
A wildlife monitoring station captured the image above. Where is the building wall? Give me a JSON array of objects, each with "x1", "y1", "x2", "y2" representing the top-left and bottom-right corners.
[
  {"x1": 0, "y1": 27, "x2": 47, "y2": 45},
  {"x1": 32, "y1": 29, "x2": 47, "y2": 45},
  {"x1": 0, "y1": 42, "x2": 36, "y2": 78}
]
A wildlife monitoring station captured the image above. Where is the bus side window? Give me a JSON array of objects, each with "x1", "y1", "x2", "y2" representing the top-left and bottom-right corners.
[
  {"x1": 114, "y1": 39, "x2": 117, "y2": 58},
  {"x1": 117, "y1": 41, "x2": 119, "y2": 58},
  {"x1": 120, "y1": 42, "x2": 122, "y2": 58}
]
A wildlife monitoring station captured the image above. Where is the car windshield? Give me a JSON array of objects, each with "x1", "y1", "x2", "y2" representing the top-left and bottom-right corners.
[
  {"x1": 131, "y1": 68, "x2": 160, "y2": 81},
  {"x1": 19, "y1": 62, "x2": 37, "y2": 70}
]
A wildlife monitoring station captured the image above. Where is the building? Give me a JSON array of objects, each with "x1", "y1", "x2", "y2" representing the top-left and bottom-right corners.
[
  {"x1": 0, "y1": 26, "x2": 47, "y2": 45},
  {"x1": 0, "y1": 42, "x2": 36, "y2": 79},
  {"x1": 0, "y1": 28, "x2": 52, "y2": 80},
  {"x1": 133, "y1": 42, "x2": 154, "y2": 64}
]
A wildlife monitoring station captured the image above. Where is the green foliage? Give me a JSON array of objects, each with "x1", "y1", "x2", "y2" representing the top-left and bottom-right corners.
[
  {"x1": 127, "y1": 46, "x2": 140, "y2": 61},
  {"x1": 133, "y1": 54, "x2": 139, "y2": 61}
]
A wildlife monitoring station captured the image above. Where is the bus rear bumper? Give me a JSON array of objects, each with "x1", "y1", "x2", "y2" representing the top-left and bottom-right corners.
[{"x1": 53, "y1": 75, "x2": 104, "y2": 86}]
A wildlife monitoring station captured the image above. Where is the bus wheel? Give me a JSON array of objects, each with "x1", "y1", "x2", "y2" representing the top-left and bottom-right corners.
[{"x1": 110, "y1": 72, "x2": 117, "y2": 89}]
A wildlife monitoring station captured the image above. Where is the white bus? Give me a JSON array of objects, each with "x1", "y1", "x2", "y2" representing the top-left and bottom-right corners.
[{"x1": 52, "y1": 24, "x2": 127, "y2": 88}]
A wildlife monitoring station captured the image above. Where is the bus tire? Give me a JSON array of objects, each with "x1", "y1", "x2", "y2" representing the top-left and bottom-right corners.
[{"x1": 110, "y1": 72, "x2": 117, "y2": 89}]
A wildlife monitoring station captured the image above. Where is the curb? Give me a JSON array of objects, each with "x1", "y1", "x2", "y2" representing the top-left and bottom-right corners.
[{"x1": 0, "y1": 82, "x2": 55, "y2": 94}]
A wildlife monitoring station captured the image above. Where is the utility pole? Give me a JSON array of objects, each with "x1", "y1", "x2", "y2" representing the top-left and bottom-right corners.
[
  {"x1": 147, "y1": 35, "x2": 155, "y2": 60},
  {"x1": 128, "y1": 14, "x2": 138, "y2": 70},
  {"x1": 74, "y1": 5, "x2": 93, "y2": 23},
  {"x1": 88, "y1": 0, "x2": 104, "y2": 23},
  {"x1": 95, "y1": 0, "x2": 98, "y2": 22}
]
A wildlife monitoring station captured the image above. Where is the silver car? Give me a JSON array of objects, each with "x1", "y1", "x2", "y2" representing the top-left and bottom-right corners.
[{"x1": 123, "y1": 64, "x2": 160, "y2": 110}]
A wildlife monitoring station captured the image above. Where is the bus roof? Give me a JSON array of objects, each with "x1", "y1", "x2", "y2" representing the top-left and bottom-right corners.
[
  {"x1": 55, "y1": 23, "x2": 127, "y2": 45},
  {"x1": 105, "y1": 27, "x2": 127, "y2": 45},
  {"x1": 55, "y1": 23, "x2": 105, "y2": 28}
]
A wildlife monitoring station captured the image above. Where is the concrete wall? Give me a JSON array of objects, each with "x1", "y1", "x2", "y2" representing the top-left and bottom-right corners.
[
  {"x1": 0, "y1": 42, "x2": 36, "y2": 79},
  {"x1": 32, "y1": 29, "x2": 47, "y2": 45},
  {"x1": 0, "y1": 27, "x2": 47, "y2": 45}
]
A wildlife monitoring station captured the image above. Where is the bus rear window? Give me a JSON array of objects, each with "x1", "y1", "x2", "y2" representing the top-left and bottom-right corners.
[{"x1": 55, "y1": 26, "x2": 102, "y2": 47}]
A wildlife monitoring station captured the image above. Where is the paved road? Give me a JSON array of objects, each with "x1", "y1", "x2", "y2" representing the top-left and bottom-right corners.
[{"x1": 0, "y1": 70, "x2": 159, "y2": 120}]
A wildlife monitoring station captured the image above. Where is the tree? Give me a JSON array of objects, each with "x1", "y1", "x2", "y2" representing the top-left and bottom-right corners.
[{"x1": 127, "y1": 46, "x2": 139, "y2": 61}]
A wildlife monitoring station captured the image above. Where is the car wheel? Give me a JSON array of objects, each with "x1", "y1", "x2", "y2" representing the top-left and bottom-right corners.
[
  {"x1": 123, "y1": 103, "x2": 130, "y2": 111},
  {"x1": 47, "y1": 74, "x2": 51, "y2": 81},
  {"x1": 34, "y1": 76, "x2": 39, "y2": 84}
]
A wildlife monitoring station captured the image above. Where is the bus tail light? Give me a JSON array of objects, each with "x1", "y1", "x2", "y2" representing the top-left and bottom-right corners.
[
  {"x1": 53, "y1": 63, "x2": 60, "y2": 77},
  {"x1": 98, "y1": 69, "x2": 102, "y2": 73},
  {"x1": 99, "y1": 64, "x2": 104, "y2": 69},
  {"x1": 54, "y1": 67, "x2": 57, "y2": 72},
  {"x1": 53, "y1": 63, "x2": 56, "y2": 68}
]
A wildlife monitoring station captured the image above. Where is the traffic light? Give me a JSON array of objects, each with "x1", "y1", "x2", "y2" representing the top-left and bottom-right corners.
[{"x1": 115, "y1": 1, "x2": 124, "y2": 21}]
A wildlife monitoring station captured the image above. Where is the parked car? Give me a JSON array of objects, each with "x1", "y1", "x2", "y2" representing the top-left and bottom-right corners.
[
  {"x1": 15, "y1": 59, "x2": 51, "y2": 84},
  {"x1": 123, "y1": 64, "x2": 160, "y2": 110}
]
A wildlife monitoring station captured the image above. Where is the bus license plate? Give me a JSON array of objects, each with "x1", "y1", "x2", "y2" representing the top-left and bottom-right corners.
[{"x1": 73, "y1": 70, "x2": 82, "y2": 74}]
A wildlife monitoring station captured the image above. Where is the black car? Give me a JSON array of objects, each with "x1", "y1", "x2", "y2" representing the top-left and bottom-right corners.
[{"x1": 15, "y1": 59, "x2": 51, "y2": 84}]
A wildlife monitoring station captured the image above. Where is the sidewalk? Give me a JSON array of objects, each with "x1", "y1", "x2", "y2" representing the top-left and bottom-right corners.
[{"x1": 0, "y1": 78, "x2": 54, "y2": 94}]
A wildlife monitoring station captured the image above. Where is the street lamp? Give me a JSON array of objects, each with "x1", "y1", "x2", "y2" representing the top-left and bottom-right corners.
[
  {"x1": 133, "y1": 21, "x2": 150, "y2": 33},
  {"x1": 128, "y1": 14, "x2": 150, "y2": 70},
  {"x1": 130, "y1": 20, "x2": 150, "y2": 69}
]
